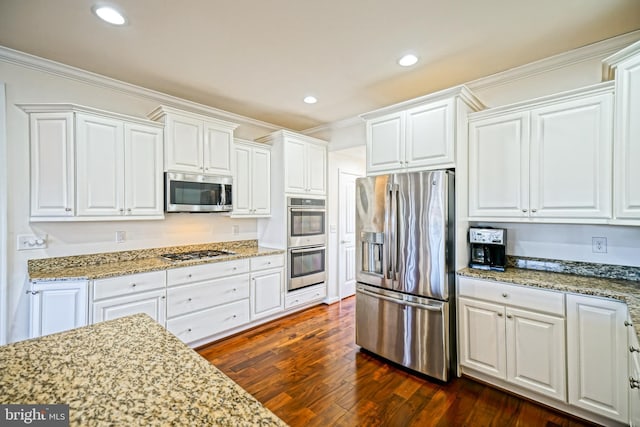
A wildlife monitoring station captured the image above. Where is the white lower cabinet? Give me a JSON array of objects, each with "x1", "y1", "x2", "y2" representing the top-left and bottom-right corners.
[
  {"x1": 629, "y1": 328, "x2": 640, "y2": 426},
  {"x1": 28, "y1": 280, "x2": 88, "y2": 338},
  {"x1": 566, "y1": 294, "x2": 629, "y2": 423},
  {"x1": 91, "y1": 270, "x2": 166, "y2": 324},
  {"x1": 166, "y1": 259, "x2": 251, "y2": 345},
  {"x1": 285, "y1": 284, "x2": 327, "y2": 309},
  {"x1": 250, "y1": 254, "x2": 285, "y2": 320},
  {"x1": 458, "y1": 277, "x2": 566, "y2": 401}
]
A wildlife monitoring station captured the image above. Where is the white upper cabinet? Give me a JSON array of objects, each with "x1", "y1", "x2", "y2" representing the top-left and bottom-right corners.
[
  {"x1": 148, "y1": 105, "x2": 238, "y2": 175},
  {"x1": 468, "y1": 82, "x2": 614, "y2": 223},
  {"x1": 257, "y1": 130, "x2": 327, "y2": 196},
  {"x1": 232, "y1": 139, "x2": 271, "y2": 217},
  {"x1": 604, "y1": 40, "x2": 640, "y2": 223},
  {"x1": 22, "y1": 104, "x2": 164, "y2": 221},
  {"x1": 362, "y1": 86, "x2": 483, "y2": 175},
  {"x1": 28, "y1": 112, "x2": 75, "y2": 217}
]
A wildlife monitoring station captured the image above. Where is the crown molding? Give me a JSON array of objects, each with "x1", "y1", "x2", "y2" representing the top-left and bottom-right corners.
[
  {"x1": 301, "y1": 115, "x2": 364, "y2": 136},
  {"x1": 0, "y1": 45, "x2": 282, "y2": 132},
  {"x1": 602, "y1": 39, "x2": 640, "y2": 79},
  {"x1": 466, "y1": 29, "x2": 640, "y2": 92}
]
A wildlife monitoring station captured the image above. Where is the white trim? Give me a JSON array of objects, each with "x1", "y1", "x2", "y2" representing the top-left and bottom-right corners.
[
  {"x1": 466, "y1": 29, "x2": 640, "y2": 92},
  {"x1": 0, "y1": 45, "x2": 282, "y2": 132},
  {"x1": 602, "y1": 39, "x2": 640, "y2": 79},
  {"x1": 0, "y1": 83, "x2": 7, "y2": 345}
]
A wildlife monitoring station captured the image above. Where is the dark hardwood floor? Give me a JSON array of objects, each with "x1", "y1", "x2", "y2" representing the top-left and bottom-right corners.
[{"x1": 197, "y1": 296, "x2": 592, "y2": 427}]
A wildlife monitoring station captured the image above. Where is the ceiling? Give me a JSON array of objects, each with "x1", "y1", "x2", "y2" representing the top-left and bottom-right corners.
[{"x1": 0, "y1": 1, "x2": 639, "y2": 131}]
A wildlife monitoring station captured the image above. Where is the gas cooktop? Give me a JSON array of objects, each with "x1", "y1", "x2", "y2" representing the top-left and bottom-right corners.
[{"x1": 160, "y1": 249, "x2": 236, "y2": 262}]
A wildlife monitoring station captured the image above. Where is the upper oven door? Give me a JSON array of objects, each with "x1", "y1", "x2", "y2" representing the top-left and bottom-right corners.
[
  {"x1": 166, "y1": 172, "x2": 232, "y2": 212},
  {"x1": 288, "y1": 207, "x2": 326, "y2": 247}
]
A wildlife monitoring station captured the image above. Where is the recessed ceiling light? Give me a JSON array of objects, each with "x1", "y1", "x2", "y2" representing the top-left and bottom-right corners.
[
  {"x1": 398, "y1": 54, "x2": 418, "y2": 67},
  {"x1": 92, "y1": 5, "x2": 127, "y2": 26},
  {"x1": 303, "y1": 96, "x2": 318, "y2": 104}
]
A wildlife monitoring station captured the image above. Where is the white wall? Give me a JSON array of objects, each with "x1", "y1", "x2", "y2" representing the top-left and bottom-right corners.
[
  {"x1": 0, "y1": 60, "x2": 274, "y2": 342},
  {"x1": 1, "y1": 82, "x2": 7, "y2": 345},
  {"x1": 326, "y1": 146, "x2": 365, "y2": 302}
]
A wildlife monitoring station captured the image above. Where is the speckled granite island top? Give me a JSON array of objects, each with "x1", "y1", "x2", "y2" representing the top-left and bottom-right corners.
[
  {"x1": 28, "y1": 239, "x2": 285, "y2": 281},
  {"x1": 457, "y1": 265, "x2": 640, "y2": 341},
  {"x1": 0, "y1": 314, "x2": 287, "y2": 426}
]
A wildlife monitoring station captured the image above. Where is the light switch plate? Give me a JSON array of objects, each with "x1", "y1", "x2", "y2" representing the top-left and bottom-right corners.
[{"x1": 17, "y1": 234, "x2": 48, "y2": 250}]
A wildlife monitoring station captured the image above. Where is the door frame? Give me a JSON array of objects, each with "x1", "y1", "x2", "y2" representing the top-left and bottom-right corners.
[
  {"x1": 0, "y1": 83, "x2": 7, "y2": 345},
  {"x1": 337, "y1": 169, "x2": 362, "y2": 301}
]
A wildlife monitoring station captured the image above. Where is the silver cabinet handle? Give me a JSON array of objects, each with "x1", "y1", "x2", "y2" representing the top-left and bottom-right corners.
[{"x1": 630, "y1": 377, "x2": 640, "y2": 389}]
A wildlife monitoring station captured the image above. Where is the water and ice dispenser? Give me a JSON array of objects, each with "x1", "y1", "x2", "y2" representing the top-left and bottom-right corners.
[{"x1": 360, "y1": 231, "x2": 384, "y2": 275}]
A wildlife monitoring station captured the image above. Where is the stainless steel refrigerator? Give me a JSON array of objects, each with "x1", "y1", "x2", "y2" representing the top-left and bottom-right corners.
[{"x1": 355, "y1": 169, "x2": 455, "y2": 381}]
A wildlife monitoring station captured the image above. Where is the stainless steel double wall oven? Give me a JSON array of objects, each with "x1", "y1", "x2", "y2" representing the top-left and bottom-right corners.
[{"x1": 287, "y1": 197, "x2": 326, "y2": 292}]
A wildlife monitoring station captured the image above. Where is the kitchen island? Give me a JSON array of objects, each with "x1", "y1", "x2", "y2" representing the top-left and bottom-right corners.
[{"x1": 0, "y1": 314, "x2": 287, "y2": 426}]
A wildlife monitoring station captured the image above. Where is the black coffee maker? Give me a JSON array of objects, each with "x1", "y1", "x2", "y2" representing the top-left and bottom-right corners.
[{"x1": 469, "y1": 227, "x2": 507, "y2": 271}]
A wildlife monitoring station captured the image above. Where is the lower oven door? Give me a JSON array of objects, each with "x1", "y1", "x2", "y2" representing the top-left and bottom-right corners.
[
  {"x1": 288, "y1": 246, "x2": 326, "y2": 291},
  {"x1": 355, "y1": 284, "x2": 450, "y2": 381}
]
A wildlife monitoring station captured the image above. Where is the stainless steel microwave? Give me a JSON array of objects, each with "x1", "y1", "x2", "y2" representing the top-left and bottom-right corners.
[{"x1": 165, "y1": 172, "x2": 232, "y2": 212}]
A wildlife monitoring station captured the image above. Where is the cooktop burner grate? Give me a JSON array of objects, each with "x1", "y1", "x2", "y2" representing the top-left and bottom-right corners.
[{"x1": 160, "y1": 249, "x2": 235, "y2": 262}]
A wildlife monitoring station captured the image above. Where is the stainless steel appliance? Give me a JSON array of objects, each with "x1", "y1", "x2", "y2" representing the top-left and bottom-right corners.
[
  {"x1": 160, "y1": 249, "x2": 235, "y2": 262},
  {"x1": 355, "y1": 170, "x2": 455, "y2": 381},
  {"x1": 286, "y1": 197, "x2": 326, "y2": 291},
  {"x1": 287, "y1": 197, "x2": 326, "y2": 247},
  {"x1": 165, "y1": 172, "x2": 232, "y2": 212},
  {"x1": 469, "y1": 227, "x2": 507, "y2": 271},
  {"x1": 287, "y1": 245, "x2": 326, "y2": 291}
]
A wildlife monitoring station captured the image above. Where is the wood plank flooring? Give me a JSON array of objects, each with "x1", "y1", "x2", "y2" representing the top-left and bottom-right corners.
[{"x1": 197, "y1": 296, "x2": 592, "y2": 427}]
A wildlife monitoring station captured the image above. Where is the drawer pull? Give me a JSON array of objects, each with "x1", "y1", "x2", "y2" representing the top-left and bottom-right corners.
[
  {"x1": 497, "y1": 312, "x2": 503, "y2": 317},
  {"x1": 232, "y1": 288, "x2": 237, "y2": 292},
  {"x1": 631, "y1": 377, "x2": 640, "y2": 389},
  {"x1": 267, "y1": 261, "x2": 272, "y2": 265},
  {"x1": 187, "y1": 274, "x2": 192, "y2": 279},
  {"x1": 522, "y1": 209, "x2": 528, "y2": 213},
  {"x1": 502, "y1": 293, "x2": 508, "y2": 298},
  {"x1": 506, "y1": 314, "x2": 513, "y2": 319},
  {"x1": 188, "y1": 298, "x2": 192, "y2": 302},
  {"x1": 232, "y1": 267, "x2": 237, "y2": 271},
  {"x1": 26, "y1": 290, "x2": 39, "y2": 295},
  {"x1": 187, "y1": 328, "x2": 192, "y2": 333},
  {"x1": 630, "y1": 346, "x2": 640, "y2": 353},
  {"x1": 625, "y1": 320, "x2": 633, "y2": 327},
  {"x1": 131, "y1": 283, "x2": 136, "y2": 288}
]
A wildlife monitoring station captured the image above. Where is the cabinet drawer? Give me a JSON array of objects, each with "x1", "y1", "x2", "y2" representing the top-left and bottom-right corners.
[
  {"x1": 166, "y1": 259, "x2": 250, "y2": 286},
  {"x1": 93, "y1": 270, "x2": 166, "y2": 301},
  {"x1": 250, "y1": 254, "x2": 285, "y2": 271},
  {"x1": 458, "y1": 276, "x2": 564, "y2": 316},
  {"x1": 166, "y1": 299, "x2": 249, "y2": 344},
  {"x1": 167, "y1": 274, "x2": 249, "y2": 318},
  {"x1": 285, "y1": 285, "x2": 326, "y2": 309}
]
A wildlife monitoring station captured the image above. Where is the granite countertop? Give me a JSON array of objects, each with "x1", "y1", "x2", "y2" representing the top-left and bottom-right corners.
[
  {"x1": 28, "y1": 240, "x2": 285, "y2": 281},
  {"x1": 0, "y1": 314, "x2": 287, "y2": 426},
  {"x1": 457, "y1": 266, "x2": 640, "y2": 341}
]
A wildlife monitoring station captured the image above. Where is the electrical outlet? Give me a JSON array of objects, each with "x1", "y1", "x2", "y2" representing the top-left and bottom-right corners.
[
  {"x1": 592, "y1": 237, "x2": 607, "y2": 253},
  {"x1": 17, "y1": 234, "x2": 48, "y2": 250},
  {"x1": 115, "y1": 231, "x2": 126, "y2": 243}
]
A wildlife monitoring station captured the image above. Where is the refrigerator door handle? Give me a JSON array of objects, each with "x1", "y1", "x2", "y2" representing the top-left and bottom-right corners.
[
  {"x1": 357, "y1": 288, "x2": 444, "y2": 312},
  {"x1": 390, "y1": 185, "x2": 399, "y2": 281},
  {"x1": 384, "y1": 183, "x2": 393, "y2": 280}
]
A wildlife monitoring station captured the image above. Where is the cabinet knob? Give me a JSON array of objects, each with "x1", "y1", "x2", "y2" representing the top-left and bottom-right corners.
[
  {"x1": 522, "y1": 209, "x2": 528, "y2": 213},
  {"x1": 187, "y1": 328, "x2": 192, "y2": 332},
  {"x1": 232, "y1": 267, "x2": 237, "y2": 271},
  {"x1": 631, "y1": 377, "x2": 640, "y2": 389},
  {"x1": 161, "y1": 296, "x2": 165, "y2": 299},
  {"x1": 188, "y1": 298, "x2": 192, "y2": 302},
  {"x1": 65, "y1": 207, "x2": 72, "y2": 212},
  {"x1": 131, "y1": 283, "x2": 136, "y2": 288},
  {"x1": 531, "y1": 209, "x2": 537, "y2": 213},
  {"x1": 506, "y1": 314, "x2": 513, "y2": 319},
  {"x1": 630, "y1": 346, "x2": 640, "y2": 353},
  {"x1": 232, "y1": 288, "x2": 237, "y2": 292},
  {"x1": 25, "y1": 290, "x2": 39, "y2": 295},
  {"x1": 625, "y1": 320, "x2": 634, "y2": 327},
  {"x1": 187, "y1": 274, "x2": 192, "y2": 279},
  {"x1": 497, "y1": 312, "x2": 503, "y2": 317},
  {"x1": 232, "y1": 314, "x2": 237, "y2": 319},
  {"x1": 502, "y1": 293, "x2": 508, "y2": 298},
  {"x1": 127, "y1": 208, "x2": 132, "y2": 213},
  {"x1": 119, "y1": 208, "x2": 124, "y2": 213}
]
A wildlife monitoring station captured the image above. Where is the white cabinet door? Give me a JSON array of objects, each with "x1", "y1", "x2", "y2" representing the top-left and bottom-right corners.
[
  {"x1": 530, "y1": 94, "x2": 613, "y2": 219},
  {"x1": 29, "y1": 112, "x2": 75, "y2": 217},
  {"x1": 203, "y1": 123, "x2": 233, "y2": 175},
  {"x1": 567, "y1": 294, "x2": 628, "y2": 422},
  {"x1": 165, "y1": 113, "x2": 203, "y2": 173},
  {"x1": 251, "y1": 146, "x2": 271, "y2": 214},
  {"x1": 284, "y1": 138, "x2": 307, "y2": 194},
  {"x1": 250, "y1": 268, "x2": 284, "y2": 320},
  {"x1": 630, "y1": 330, "x2": 640, "y2": 426},
  {"x1": 124, "y1": 123, "x2": 163, "y2": 217},
  {"x1": 468, "y1": 112, "x2": 530, "y2": 218},
  {"x1": 458, "y1": 297, "x2": 506, "y2": 379},
  {"x1": 614, "y1": 52, "x2": 640, "y2": 220},
  {"x1": 505, "y1": 307, "x2": 566, "y2": 401},
  {"x1": 76, "y1": 114, "x2": 124, "y2": 216},
  {"x1": 29, "y1": 281, "x2": 88, "y2": 338},
  {"x1": 366, "y1": 112, "x2": 404, "y2": 173},
  {"x1": 405, "y1": 98, "x2": 454, "y2": 169},
  {"x1": 233, "y1": 144, "x2": 252, "y2": 214},
  {"x1": 92, "y1": 289, "x2": 166, "y2": 324},
  {"x1": 306, "y1": 143, "x2": 326, "y2": 195}
]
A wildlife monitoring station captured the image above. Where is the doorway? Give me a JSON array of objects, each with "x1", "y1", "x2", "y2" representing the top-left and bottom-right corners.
[{"x1": 338, "y1": 170, "x2": 360, "y2": 299}]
